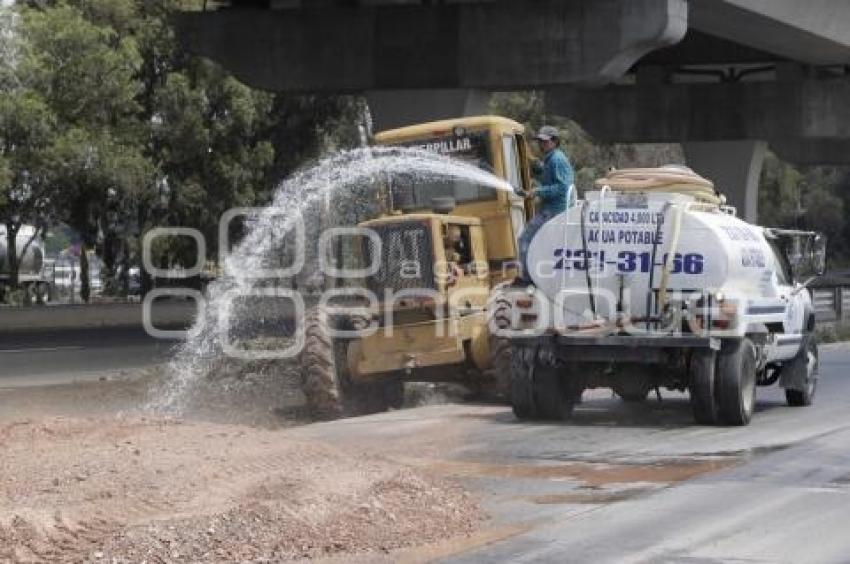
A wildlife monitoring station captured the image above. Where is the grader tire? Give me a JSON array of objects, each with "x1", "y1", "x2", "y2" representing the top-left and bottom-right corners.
[
  {"x1": 301, "y1": 308, "x2": 401, "y2": 420},
  {"x1": 533, "y1": 364, "x2": 576, "y2": 421},
  {"x1": 381, "y1": 379, "x2": 405, "y2": 410},
  {"x1": 689, "y1": 349, "x2": 718, "y2": 425},
  {"x1": 301, "y1": 308, "x2": 345, "y2": 420},
  {"x1": 485, "y1": 295, "x2": 515, "y2": 401},
  {"x1": 510, "y1": 346, "x2": 537, "y2": 420},
  {"x1": 716, "y1": 338, "x2": 757, "y2": 426},
  {"x1": 488, "y1": 338, "x2": 513, "y2": 400}
]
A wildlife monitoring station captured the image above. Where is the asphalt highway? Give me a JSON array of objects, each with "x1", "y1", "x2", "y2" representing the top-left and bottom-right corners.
[
  {"x1": 295, "y1": 344, "x2": 850, "y2": 563},
  {"x1": 0, "y1": 326, "x2": 177, "y2": 387},
  {"x1": 3, "y1": 326, "x2": 850, "y2": 562}
]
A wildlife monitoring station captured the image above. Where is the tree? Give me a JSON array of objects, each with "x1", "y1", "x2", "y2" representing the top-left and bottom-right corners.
[
  {"x1": 758, "y1": 153, "x2": 803, "y2": 228},
  {"x1": 0, "y1": 6, "x2": 59, "y2": 301},
  {"x1": 0, "y1": 91, "x2": 57, "y2": 298},
  {"x1": 49, "y1": 127, "x2": 150, "y2": 301},
  {"x1": 4, "y1": 0, "x2": 378, "y2": 303},
  {"x1": 20, "y1": 1, "x2": 146, "y2": 301}
]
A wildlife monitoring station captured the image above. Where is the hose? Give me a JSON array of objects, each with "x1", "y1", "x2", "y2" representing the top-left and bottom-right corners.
[
  {"x1": 594, "y1": 166, "x2": 722, "y2": 206},
  {"x1": 647, "y1": 202, "x2": 673, "y2": 330},
  {"x1": 579, "y1": 200, "x2": 597, "y2": 317},
  {"x1": 657, "y1": 202, "x2": 689, "y2": 312}
]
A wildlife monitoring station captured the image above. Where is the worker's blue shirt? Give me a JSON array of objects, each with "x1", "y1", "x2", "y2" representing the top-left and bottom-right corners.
[{"x1": 535, "y1": 148, "x2": 575, "y2": 215}]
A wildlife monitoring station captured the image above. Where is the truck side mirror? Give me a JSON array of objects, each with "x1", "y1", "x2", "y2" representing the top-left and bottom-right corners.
[
  {"x1": 812, "y1": 233, "x2": 827, "y2": 276},
  {"x1": 786, "y1": 232, "x2": 827, "y2": 283}
]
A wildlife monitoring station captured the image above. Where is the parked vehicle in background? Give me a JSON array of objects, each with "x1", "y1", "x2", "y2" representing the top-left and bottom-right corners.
[
  {"x1": 0, "y1": 225, "x2": 51, "y2": 304},
  {"x1": 47, "y1": 252, "x2": 104, "y2": 303}
]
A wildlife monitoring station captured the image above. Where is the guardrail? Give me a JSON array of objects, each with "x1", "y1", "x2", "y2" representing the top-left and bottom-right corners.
[
  {"x1": 813, "y1": 286, "x2": 850, "y2": 323},
  {"x1": 0, "y1": 301, "x2": 198, "y2": 334},
  {"x1": 1, "y1": 288, "x2": 845, "y2": 330}
]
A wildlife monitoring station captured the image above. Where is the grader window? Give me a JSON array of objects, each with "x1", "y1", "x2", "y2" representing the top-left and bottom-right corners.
[
  {"x1": 389, "y1": 129, "x2": 497, "y2": 210},
  {"x1": 443, "y1": 224, "x2": 473, "y2": 268},
  {"x1": 388, "y1": 175, "x2": 497, "y2": 211}
]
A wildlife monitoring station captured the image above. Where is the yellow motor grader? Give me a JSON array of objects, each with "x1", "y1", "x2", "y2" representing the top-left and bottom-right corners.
[{"x1": 300, "y1": 116, "x2": 536, "y2": 418}]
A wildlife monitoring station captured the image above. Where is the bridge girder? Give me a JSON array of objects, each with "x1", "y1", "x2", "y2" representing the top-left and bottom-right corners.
[
  {"x1": 547, "y1": 77, "x2": 850, "y2": 165},
  {"x1": 176, "y1": 0, "x2": 687, "y2": 92}
]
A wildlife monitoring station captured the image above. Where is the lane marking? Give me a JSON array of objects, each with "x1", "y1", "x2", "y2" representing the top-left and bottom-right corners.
[{"x1": 0, "y1": 346, "x2": 85, "y2": 354}]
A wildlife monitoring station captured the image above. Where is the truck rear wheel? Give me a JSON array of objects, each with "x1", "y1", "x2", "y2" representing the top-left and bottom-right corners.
[
  {"x1": 689, "y1": 349, "x2": 718, "y2": 425},
  {"x1": 716, "y1": 338, "x2": 757, "y2": 426},
  {"x1": 784, "y1": 334, "x2": 818, "y2": 407},
  {"x1": 301, "y1": 307, "x2": 399, "y2": 420}
]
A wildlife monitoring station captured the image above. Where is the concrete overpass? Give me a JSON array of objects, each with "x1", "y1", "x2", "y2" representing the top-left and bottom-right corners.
[{"x1": 177, "y1": 0, "x2": 850, "y2": 221}]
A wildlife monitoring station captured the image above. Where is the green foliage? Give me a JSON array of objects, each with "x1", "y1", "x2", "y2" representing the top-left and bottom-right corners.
[
  {"x1": 0, "y1": 36, "x2": 58, "y2": 292},
  {"x1": 815, "y1": 321, "x2": 850, "y2": 344},
  {"x1": 758, "y1": 155, "x2": 850, "y2": 264},
  {"x1": 151, "y1": 61, "x2": 277, "y2": 251},
  {"x1": 0, "y1": 0, "x2": 366, "y2": 299},
  {"x1": 0, "y1": 157, "x2": 10, "y2": 200},
  {"x1": 21, "y1": 3, "x2": 142, "y2": 130},
  {"x1": 758, "y1": 153, "x2": 802, "y2": 228},
  {"x1": 43, "y1": 223, "x2": 72, "y2": 255}
]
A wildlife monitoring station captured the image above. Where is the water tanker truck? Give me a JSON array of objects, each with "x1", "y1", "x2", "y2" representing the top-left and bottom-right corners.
[
  {"x1": 498, "y1": 166, "x2": 826, "y2": 426},
  {"x1": 0, "y1": 225, "x2": 50, "y2": 303}
]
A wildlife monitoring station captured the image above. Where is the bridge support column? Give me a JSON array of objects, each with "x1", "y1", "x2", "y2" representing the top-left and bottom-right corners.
[
  {"x1": 682, "y1": 140, "x2": 767, "y2": 223},
  {"x1": 366, "y1": 89, "x2": 490, "y2": 132}
]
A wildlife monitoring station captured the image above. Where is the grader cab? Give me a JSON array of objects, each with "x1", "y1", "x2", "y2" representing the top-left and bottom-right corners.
[{"x1": 299, "y1": 116, "x2": 535, "y2": 419}]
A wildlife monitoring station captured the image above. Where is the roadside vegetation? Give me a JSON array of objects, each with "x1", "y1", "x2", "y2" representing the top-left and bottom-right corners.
[
  {"x1": 815, "y1": 322, "x2": 850, "y2": 344},
  {"x1": 1, "y1": 2, "x2": 848, "y2": 305},
  {"x1": 0, "y1": 0, "x2": 366, "y2": 302}
]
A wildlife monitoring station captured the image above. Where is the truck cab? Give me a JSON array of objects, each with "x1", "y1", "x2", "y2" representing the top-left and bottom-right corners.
[{"x1": 374, "y1": 116, "x2": 533, "y2": 283}]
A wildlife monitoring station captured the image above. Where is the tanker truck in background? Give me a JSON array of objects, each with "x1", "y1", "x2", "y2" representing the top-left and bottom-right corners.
[
  {"x1": 0, "y1": 224, "x2": 51, "y2": 303},
  {"x1": 498, "y1": 166, "x2": 826, "y2": 426}
]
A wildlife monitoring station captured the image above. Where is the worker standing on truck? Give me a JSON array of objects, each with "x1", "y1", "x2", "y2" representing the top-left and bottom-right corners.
[{"x1": 518, "y1": 125, "x2": 576, "y2": 283}]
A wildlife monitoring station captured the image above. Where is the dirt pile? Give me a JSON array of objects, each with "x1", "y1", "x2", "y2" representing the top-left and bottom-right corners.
[{"x1": 0, "y1": 416, "x2": 482, "y2": 562}]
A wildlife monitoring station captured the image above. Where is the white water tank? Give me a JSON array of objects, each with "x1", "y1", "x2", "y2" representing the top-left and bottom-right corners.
[{"x1": 525, "y1": 191, "x2": 783, "y2": 325}]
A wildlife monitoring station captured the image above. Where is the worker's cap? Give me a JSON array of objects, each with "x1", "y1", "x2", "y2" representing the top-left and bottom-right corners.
[{"x1": 534, "y1": 125, "x2": 560, "y2": 141}]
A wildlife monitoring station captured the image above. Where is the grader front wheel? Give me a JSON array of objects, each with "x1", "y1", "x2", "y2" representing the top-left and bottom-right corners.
[
  {"x1": 510, "y1": 346, "x2": 538, "y2": 420},
  {"x1": 300, "y1": 308, "x2": 401, "y2": 420},
  {"x1": 301, "y1": 308, "x2": 346, "y2": 420}
]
